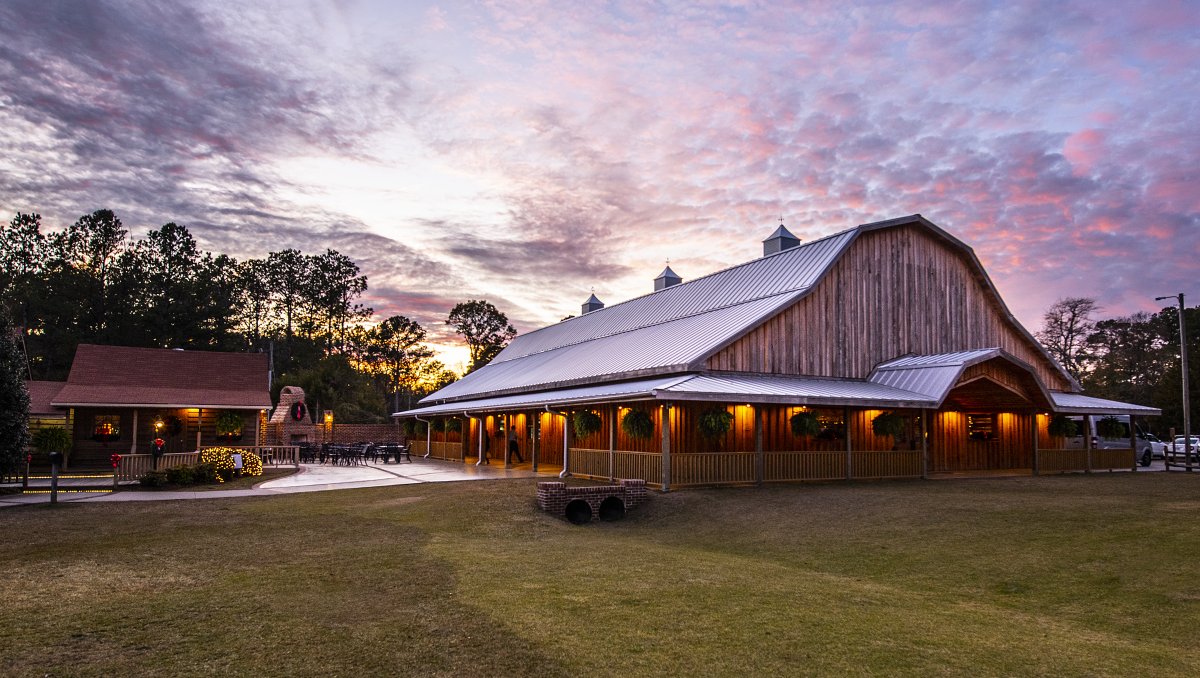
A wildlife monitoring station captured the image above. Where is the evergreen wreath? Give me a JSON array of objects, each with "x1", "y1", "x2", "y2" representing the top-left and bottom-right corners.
[{"x1": 573, "y1": 410, "x2": 602, "y2": 438}]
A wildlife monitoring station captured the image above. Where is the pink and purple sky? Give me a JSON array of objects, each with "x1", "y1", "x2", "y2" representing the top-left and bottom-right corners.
[{"x1": 2, "y1": 1, "x2": 1197, "y2": 371}]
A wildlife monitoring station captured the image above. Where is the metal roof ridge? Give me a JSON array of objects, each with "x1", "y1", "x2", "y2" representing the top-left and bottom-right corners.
[{"x1": 494, "y1": 226, "x2": 858, "y2": 355}]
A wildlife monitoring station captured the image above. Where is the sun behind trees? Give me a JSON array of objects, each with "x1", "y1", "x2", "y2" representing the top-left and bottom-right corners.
[{"x1": 0, "y1": 209, "x2": 515, "y2": 422}]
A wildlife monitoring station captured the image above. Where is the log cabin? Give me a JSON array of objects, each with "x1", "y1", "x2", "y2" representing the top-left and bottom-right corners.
[
  {"x1": 48, "y1": 344, "x2": 271, "y2": 468},
  {"x1": 397, "y1": 215, "x2": 1159, "y2": 489}
]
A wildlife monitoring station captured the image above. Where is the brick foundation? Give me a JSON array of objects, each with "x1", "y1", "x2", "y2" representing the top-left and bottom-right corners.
[{"x1": 537, "y1": 479, "x2": 647, "y2": 522}]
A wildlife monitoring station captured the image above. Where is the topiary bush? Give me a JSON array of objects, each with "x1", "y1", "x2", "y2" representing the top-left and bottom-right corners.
[
  {"x1": 1047, "y1": 415, "x2": 1078, "y2": 438},
  {"x1": 790, "y1": 411, "x2": 820, "y2": 438},
  {"x1": 573, "y1": 410, "x2": 602, "y2": 438},
  {"x1": 621, "y1": 410, "x2": 654, "y2": 440}
]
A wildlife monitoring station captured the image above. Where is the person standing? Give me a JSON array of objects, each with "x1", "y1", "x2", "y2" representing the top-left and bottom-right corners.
[{"x1": 508, "y1": 428, "x2": 523, "y2": 463}]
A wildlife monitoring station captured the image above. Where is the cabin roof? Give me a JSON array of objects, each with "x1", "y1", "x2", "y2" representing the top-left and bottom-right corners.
[
  {"x1": 25, "y1": 380, "x2": 66, "y2": 415},
  {"x1": 52, "y1": 344, "x2": 271, "y2": 410}
]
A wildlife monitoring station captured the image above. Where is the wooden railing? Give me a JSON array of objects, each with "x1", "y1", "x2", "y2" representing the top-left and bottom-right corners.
[
  {"x1": 764, "y1": 451, "x2": 846, "y2": 482},
  {"x1": 672, "y1": 452, "x2": 756, "y2": 486},
  {"x1": 852, "y1": 450, "x2": 923, "y2": 479},
  {"x1": 117, "y1": 453, "x2": 199, "y2": 481},
  {"x1": 419, "y1": 441, "x2": 462, "y2": 461},
  {"x1": 568, "y1": 448, "x2": 612, "y2": 479},
  {"x1": 1039, "y1": 448, "x2": 1133, "y2": 473}
]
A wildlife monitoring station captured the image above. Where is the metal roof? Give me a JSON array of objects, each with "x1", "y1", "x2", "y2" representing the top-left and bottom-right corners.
[
  {"x1": 659, "y1": 373, "x2": 936, "y2": 407},
  {"x1": 398, "y1": 376, "x2": 686, "y2": 417},
  {"x1": 1050, "y1": 393, "x2": 1161, "y2": 416},
  {"x1": 868, "y1": 349, "x2": 1004, "y2": 402},
  {"x1": 492, "y1": 228, "x2": 856, "y2": 363},
  {"x1": 423, "y1": 291, "x2": 800, "y2": 403}
]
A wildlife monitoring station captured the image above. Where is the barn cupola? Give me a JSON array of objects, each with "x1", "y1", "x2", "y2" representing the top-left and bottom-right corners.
[
  {"x1": 762, "y1": 223, "x2": 801, "y2": 256},
  {"x1": 654, "y1": 265, "x2": 682, "y2": 291},
  {"x1": 581, "y1": 293, "x2": 604, "y2": 314}
]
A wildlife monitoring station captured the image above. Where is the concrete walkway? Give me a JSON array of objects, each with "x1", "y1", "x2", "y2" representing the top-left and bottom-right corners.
[{"x1": 0, "y1": 458, "x2": 553, "y2": 508}]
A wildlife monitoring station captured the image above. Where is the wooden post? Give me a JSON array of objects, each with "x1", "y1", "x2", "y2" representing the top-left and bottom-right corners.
[
  {"x1": 255, "y1": 410, "x2": 262, "y2": 448},
  {"x1": 1084, "y1": 415, "x2": 1092, "y2": 473},
  {"x1": 920, "y1": 410, "x2": 928, "y2": 480},
  {"x1": 1129, "y1": 415, "x2": 1138, "y2": 471},
  {"x1": 845, "y1": 406, "x2": 853, "y2": 481},
  {"x1": 661, "y1": 403, "x2": 672, "y2": 492},
  {"x1": 1032, "y1": 414, "x2": 1040, "y2": 477},
  {"x1": 196, "y1": 408, "x2": 203, "y2": 451},
  {"x1": 608, "y1": 405, "x2": 616, "y2": 482},
  {"x1": 532, "y1": 413, "x2": 539, "y2": 472},
  {"x1": 131, "y1": 409, "x2": 139, "y2": 455},
  {"x1": 754, "y1": 405, "x2": 763, "y2": 487}
]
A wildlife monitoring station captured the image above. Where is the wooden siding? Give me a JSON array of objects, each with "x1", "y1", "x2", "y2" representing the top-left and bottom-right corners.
[
  {"x1": 70, "y1": 407, "x2": 258, "y2": 467},
  {"x1": 929, "y1": 411, "x2": 1034, "y2": 472},
  {"x1": 706, "y1": 224, "x2": 1071, "y2": 390}
]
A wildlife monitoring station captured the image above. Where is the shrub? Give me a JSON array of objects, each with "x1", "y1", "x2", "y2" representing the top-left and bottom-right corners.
[
  {"x1": 241, "y1": 451, "x2": 263, "y2": 477},
  {"x1": 621, "y1": 410, "x2": 654, "y2": 440},
  {"x1": 698, "y1": 408, "x2": 734, "y2": 440},
  {"x1": 199, "y1": 447, "x2": 238, "y2": 482},
  {"x1": 32, "y1": 427, "x2": 72, "y2": 459},
  {"x1": 166, "y1": 465, "x2": 195, "y2": 485},
  {"x1": 872, "y1": 412, "x2": 906, "y2": 440},
  {"x1": 573, "y1": 410, "x2": 602, "y2": 438},
  {"x1": 1047, "y1": 415, "x2": 1078, "y2": 438},
  {"x1": 139, "y1": 470, "x2": 168, "y2": 487},
  {"x1": 790, "y1": 411, "x2": 820, "y2": 438},
  {"x1": 192, "y1": 462, "x2": 219, "y2": 484}
]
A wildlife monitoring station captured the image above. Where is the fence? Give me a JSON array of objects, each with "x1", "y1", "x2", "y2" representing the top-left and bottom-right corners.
[
  {"x1": 411, "y1": 441, "x2": 463, "y2": 461},
  {"x1": 567, "y1": 448, "x2": 923, "y2": 488},
  {"x1": 116, "y1": 453, "x2": 199, "y2": 481},
  {"x1": 1038, "y1": 448, "x2": 1134, "y2": 473},
  {"x1": 200, "y1": 445, "x2": 300, "y2": 467}
]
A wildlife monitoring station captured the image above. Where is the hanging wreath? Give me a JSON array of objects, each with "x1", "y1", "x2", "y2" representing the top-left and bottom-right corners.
[
  {"x1": 163, "y1": 415, "x2": 184, "y2": 437},
  {"x1": 698, "y1": 408, "x2": 734, "y2": 440},
  {"x1": 291, "y1": 401, "x2": 308, "y2": 422}
]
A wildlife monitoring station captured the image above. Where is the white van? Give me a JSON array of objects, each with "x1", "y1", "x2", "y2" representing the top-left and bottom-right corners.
[{"x1": 1064, "y1": 415, "x2": 1163, "y2": 467}]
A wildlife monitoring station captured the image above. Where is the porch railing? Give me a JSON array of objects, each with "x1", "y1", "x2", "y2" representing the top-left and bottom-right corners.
[
  {"x1": 569, "y1": 448, "x2": 663, "y2": 486},
  {"x1": 200, "y1": 445, "x2": 301, "y2": 467},
  {"x1": 117, "y1": 453, "x2": 199, "y2": 481},
  {"x1": 1039, "y1": 448, "x2": 1134, "y2": 473},
  {"x1": 414, "y1": 441, "x2": 462, "y2": 461},
  {"x1": 764, "y1": 451, "x2": 846, "y2": 481}
]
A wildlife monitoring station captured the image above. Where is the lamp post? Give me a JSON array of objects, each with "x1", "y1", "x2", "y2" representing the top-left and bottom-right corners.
[{"x1": 1156, "y1": 293, "x2": 1191, "y2": 465}]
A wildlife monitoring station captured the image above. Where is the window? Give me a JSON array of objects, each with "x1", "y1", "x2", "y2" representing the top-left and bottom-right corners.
[
  {"x1": 92, "y1": 415, "x2": 121, "y2": 442},
  {"x1": 967, "y1": 414, "x2": 995, "y2": 441}
]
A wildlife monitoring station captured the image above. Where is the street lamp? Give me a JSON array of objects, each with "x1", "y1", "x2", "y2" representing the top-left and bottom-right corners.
[{"x1": 1156, "y1": 293, "x2": 1191, "y2": 464}]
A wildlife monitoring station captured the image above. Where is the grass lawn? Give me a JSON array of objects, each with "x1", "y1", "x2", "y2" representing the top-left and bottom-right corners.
[{"x1": 2, "y1": 473, "x2": 1199, "y2": 676}]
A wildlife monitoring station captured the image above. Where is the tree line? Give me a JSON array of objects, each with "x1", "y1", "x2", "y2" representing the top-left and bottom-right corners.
[
  {"x1": 1037, "y1": 297, "x2": 1199, "y2": 436},
  {"x1": 0, "y1": 210, "x2": 517, "y2": 423}
]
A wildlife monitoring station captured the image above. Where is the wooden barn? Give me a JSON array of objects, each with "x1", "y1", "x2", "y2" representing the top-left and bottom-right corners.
[
  {"x1": 49, "y1": 344, "x2": 272, "y2": 468},
  {"x1": 397, "y1": 215, "x2": 1158, "y2": 489}
]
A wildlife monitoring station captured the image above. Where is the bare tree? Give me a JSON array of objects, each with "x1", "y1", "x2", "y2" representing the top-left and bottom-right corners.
[{"x1": 1036, "y1": 297, "x2": 1099, "y2": 379}]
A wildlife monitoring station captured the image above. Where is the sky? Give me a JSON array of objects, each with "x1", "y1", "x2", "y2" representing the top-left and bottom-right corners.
[{"x1": 2, "y1": 0, "x2": 1198, "y2": 372}]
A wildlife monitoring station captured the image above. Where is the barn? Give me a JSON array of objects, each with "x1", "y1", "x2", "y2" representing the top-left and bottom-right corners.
[{"x1": 396, "y1": 215, "x2": 1158, "y2": 489}]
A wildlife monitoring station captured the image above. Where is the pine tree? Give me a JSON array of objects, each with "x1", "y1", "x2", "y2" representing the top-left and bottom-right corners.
[{"x1": 0, "y1": 309, "x2": 31, "y2": 480}]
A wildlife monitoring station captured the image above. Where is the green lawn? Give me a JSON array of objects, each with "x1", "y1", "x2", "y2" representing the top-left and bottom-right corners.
[{"x1": 2, "y1": 473, "x2": 1199, "y2": 676}]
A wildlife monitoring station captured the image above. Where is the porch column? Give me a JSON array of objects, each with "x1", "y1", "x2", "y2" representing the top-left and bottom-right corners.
[
  {"x1": 754, "y1": 405, "x2": 763, "y2": 487},
  {"x1": 608, "y1": 405, "x2": 616, "y2": 482},
  {"x1": 1084, "y1": 414, "x2": 1092, "y2": 473},
  {"x1": 844, "y1": 406, "x2": 853, "y2": 480},
  {"x1": 196, "y1": 408, "x2": 203, "y2": 451},
  {"x1": 532, "y1": 413, "x2": 539, "y2": 472},
  {"x1": 131, "y1": 408, "x2": 139, "y2": 455},
  {"x1": 661, "y1": 403, "x2": 672, "y2": 492},
  {"x1": 1129, "y1": 415, "x2": 1138, "y2": 471},
  {"x1": 1032, "y1": 414, "x2": 1040, "y2": 476},
  {"x1": 255, "y1": 410, "x2": 262, "y2": 447},
  {"x1": 558, "y1": 411, "x2": 571, "y2": 478},
  {"x1": 920, "y1": 409, "x2": 928, "y2": 480}
]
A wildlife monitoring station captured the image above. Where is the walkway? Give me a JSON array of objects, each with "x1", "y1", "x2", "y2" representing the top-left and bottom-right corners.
[{"x1": 0, "y1": 458, "x2": 553, "y2": 508}]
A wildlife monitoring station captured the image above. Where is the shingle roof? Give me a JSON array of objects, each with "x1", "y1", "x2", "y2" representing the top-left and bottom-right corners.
[
  {"x1": 25, "y1": 381, "x2": 66, "y2": 415},
  {"x1": 52, "y1": 344, "x2": 271, "y2": 409}
]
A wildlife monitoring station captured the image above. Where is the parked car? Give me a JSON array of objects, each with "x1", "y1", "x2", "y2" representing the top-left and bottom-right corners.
[
  {"x1": 1064, "y1": 415, "x2": 1162, "y2": 467},
  {"x1": 1167, "y1": 436, "x2": 1200, "y2": 461},
  {"x1": 1142, "y1": 433, "x2": 1167, "y2": 460}
]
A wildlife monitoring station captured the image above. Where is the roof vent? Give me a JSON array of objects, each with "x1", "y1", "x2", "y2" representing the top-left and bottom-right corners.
[
  {"x1": 763, "y1": 223, "x2": 801, "y2": 256},
  {"x1": 654, "y1": 265, "x2": 682, "y2": 291},
  {"x1": 582, "y1": 293, "x2": 604, "y2": 315}
]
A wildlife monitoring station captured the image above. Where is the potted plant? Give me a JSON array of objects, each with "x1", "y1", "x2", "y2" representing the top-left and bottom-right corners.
[
  {"x1": 698, "y1": 407, "x2": 734, "y2": 448},
  {"x1": 573, "y1": 410, "x2": 602, "y2": 439},
  {"x1": 215, "y1": 411, "x2": 244, "y2": 442},
  {"x1": 790, "y1": 410, "x2": 820, "y2": 438},
  {"x1": 32, "y1": 427, "x2": 71, "y2": 466},
  {"x1": 871, "y1": 411, "x2": 906, "y2": 449},
  {"x1": 1047, "y1": 415, "x2": 1078, "y2": 438},
  {"x1": 621, "y1": 409, "x2": 654, "y2": 440}
]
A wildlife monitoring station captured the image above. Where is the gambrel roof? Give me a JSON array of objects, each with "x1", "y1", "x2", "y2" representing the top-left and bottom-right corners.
[{"x1": 416, "y1": 215, "x2": 1076, "y2": 410}]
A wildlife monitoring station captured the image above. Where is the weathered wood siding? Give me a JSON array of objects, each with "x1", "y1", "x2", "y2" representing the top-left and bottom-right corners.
[
  {"x1": 929, "y1": 411, "x2": 1035, "y2": 472},
  {"x1": 706, "y1": 224, "x2": 1071, "y2": 390}
]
